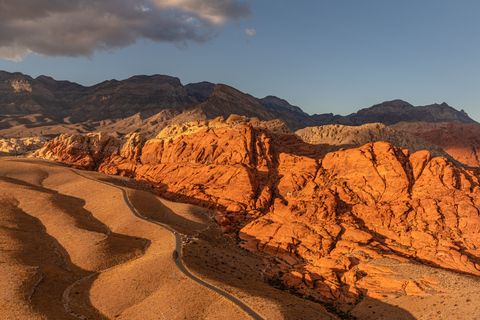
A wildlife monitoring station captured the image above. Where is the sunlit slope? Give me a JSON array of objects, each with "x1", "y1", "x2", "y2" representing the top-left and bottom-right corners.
[{"x1": 0, "y1": 158, "x2": 252, "y2": 319}]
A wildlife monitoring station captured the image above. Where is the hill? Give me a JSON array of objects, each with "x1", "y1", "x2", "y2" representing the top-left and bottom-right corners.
[
  {"x1": 295, "y1": 123, "x2": 454, "y2": 161},
  {"x1": 0, "y1": 71, "x2": 307, "y2": 137},
  {"x1": 304, "y1": 99, "x2": 476, "y2": 127},
  {"x1": 1, "y1": 71, "x2": 477, "y2": 140}
]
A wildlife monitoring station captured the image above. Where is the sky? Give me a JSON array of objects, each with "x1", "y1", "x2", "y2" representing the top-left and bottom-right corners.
[{"x1": 1, "y1": 1, "x2": 480, "y2": 121}]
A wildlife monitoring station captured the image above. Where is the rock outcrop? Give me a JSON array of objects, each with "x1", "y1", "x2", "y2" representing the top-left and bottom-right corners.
[
  {"x1": 392, "y1": 121, "x2": 480, "y2": 168},
  {"x1": 296, "y1": 123, "x2": 453, "y2": 160},
  {"x1": 35, "y1": 117, "x2": 480, "y2": 304},
  {"x1": 0, "y1": 137, "x2": 47, "y2": 156}
]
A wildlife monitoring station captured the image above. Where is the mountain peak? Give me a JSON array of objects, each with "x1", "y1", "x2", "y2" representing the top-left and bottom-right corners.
[
  {"x1": 369, "y1": 99, "x2": 414, "y2": 109},
  {"x1": 350, "y1": 99, "x2": 476, "y2": 125},
  {"x1": 256, "y1": 95, "x2": 309, "y2": 119},
  {"x1": 124, "y1": 74, "x2": 183, "y2": 86}
]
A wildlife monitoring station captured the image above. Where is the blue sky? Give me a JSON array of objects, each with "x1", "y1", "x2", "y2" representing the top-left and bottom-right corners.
[{"x1": 1, "y1": 1, "x2": 479, "y2": 121}]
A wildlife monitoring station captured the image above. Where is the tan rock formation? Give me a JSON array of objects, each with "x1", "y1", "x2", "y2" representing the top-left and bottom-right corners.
[
  {"x1": 0, "y1": 137, "x2": 47, "y2": 156},
  {"x1": 35, "y1": 118, "x2": 480, "y2": 303},
  {"x1": 9, "y1": 79, "x2": 33, "y2": 92},
  {"x1": 391, "y1": 121, "x2": 480, "y2": 168},
  {"x1": 296, "y1": 123, "x2": 453, "y2": 160}
]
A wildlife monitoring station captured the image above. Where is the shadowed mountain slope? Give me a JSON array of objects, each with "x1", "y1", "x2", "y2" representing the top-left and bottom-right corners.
[
  {"x1": 304, "y1": 99, "x2": 476, "y2": 127},
  {"x1": 391, "y1": 121, "x2": 480, "y2": 168},
  {"x1": 2, "y1": 71, "x2": 477, "y2": 140},
  {"x1": 0, "y1": 71, "x2": 215, "y2": 123}
]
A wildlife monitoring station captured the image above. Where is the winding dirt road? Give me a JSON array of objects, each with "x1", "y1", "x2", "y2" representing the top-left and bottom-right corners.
[{"x1": 69, "y1": 169, "x2": 265, "y2": 320}]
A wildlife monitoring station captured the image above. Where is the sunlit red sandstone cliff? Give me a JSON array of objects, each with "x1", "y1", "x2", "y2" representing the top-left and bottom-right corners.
[{"x1": 35, "y1": 116, "x2": 480, "y2": 303}]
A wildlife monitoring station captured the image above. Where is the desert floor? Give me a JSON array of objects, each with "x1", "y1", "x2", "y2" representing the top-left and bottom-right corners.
[
  {"x1": 0, "y1": 158, "x2": 338, "y2": 319},
  {"x1": 2, "y1": 157, "x2": 479, "y2": 319}
]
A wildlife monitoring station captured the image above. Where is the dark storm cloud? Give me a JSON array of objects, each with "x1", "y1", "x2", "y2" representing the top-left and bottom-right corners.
[{"x1": 0, "y1": 0, "x2": 251, "y2": 61}]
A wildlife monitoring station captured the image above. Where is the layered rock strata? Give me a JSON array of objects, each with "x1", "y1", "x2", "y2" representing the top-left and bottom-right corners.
[{"x1": 35, "y1": 116, "x2": 480, "y2": 303}]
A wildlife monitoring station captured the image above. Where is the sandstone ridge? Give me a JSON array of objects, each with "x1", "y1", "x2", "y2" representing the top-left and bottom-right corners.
[
  {"x1": 2, "y1": 71, "x2": 478, "y2": 141},
  {"x1": 296, "y1": 122, "x2": 454, "y2": 161},
  {"x1": 34, "y1": 118, "x2": 480, "y2": 305}
]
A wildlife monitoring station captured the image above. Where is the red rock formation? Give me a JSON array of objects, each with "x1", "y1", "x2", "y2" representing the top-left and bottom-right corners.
[{"x1": 35, "y1": 116, "x2": 480, "y2": 303}]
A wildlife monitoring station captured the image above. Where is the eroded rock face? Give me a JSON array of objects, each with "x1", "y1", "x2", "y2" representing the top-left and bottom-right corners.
[
  {"x1": 0, "y1": 137, "x2": 47, "y2": 156},
  {"x1": 35, "y1": 118, "x2": 480, "y2": 303},
  {"x1": 296, "y1": 123, "x2": 453, "y2": 160},
  {"x1": 33, "y1": 132, "x2": 145, "y2": 170}
]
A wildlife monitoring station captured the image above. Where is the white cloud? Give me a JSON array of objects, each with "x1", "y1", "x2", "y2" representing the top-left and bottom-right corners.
[
  {"x1": 245, "y1": 28, "x2": 256, "y2": 36},
  {"x1": 0, "y1": 0, "x2": 251, "y2": 61},
  {"x1": 0, "y1": 45, "x2": 31, "y2": 62},
  {"x1": 152, "y1": 0, "x2": 250, "y2": 25}
]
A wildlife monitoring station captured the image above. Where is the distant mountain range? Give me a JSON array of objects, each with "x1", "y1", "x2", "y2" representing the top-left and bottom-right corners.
[
  {"x1": 3, "y1": 70, "x2": 480, "y2": 168},
  {"x1": 0, "y1": 70, "x2": 477, "y2": 138}
]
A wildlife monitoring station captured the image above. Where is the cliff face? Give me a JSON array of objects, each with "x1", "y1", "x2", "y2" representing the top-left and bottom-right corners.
[{"x1": 35, "y1": 117, "x2": 480, "y2": 303}]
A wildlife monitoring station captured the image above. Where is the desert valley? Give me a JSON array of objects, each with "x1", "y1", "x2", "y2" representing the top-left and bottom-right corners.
[{"x1": 2, "y1": 70, "x2": 480, "y2": 319}]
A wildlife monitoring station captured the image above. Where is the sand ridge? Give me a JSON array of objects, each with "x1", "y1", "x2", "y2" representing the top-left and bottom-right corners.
[{"x1": 67, "y1": 168, "x2": 264, "y2": 320}]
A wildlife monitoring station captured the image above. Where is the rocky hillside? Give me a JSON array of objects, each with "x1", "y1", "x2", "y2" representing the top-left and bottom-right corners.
[
  {"x1": 0, "y1": 137, "x2": 47, "y2": 156},
  {"x1": 295, "y1": 123, "x2": 454, "y2": 161},
  {"x1": 347, "y1": 100, "x2": 475, "y2": 125},
  {"x1": 256, "y1": 96, "x2": 309, "y2": 120},
  {"x1": 391, "y1": 121, "x2": 480, "y2": 169},
  {"x1": 305, "y1": 100, "x2": 476, "y2": 126},
  {"x1": 0, "y1": 71, "x2": 214, "y2": 122},
  {"x1": 0, "y1": 71, "x2": 306, "y2": 137},
  {"x1": 2, "y1": 71, "x2": 478, "y2": 139},
  {"x1": 35, "y1": 116, "x2": 480, "y2": 305}
]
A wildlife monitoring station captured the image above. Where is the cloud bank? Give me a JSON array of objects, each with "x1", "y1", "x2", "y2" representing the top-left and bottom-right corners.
[{"x1": 0, "y1": 0, "x2": 251, "y2": 61}]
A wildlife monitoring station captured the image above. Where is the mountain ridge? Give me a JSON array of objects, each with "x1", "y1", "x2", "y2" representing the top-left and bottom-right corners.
[
  {"x1": 1, "y1": 70, "x2": 477, "y2": 132},
  {"x1": 2, "y1": 70, "x2": 480, "y2": 168}
]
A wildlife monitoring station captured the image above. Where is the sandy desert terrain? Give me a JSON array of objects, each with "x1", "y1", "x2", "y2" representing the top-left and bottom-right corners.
[{"x1": 0, "y1": 158, "x2": 341, "y2": 319}]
